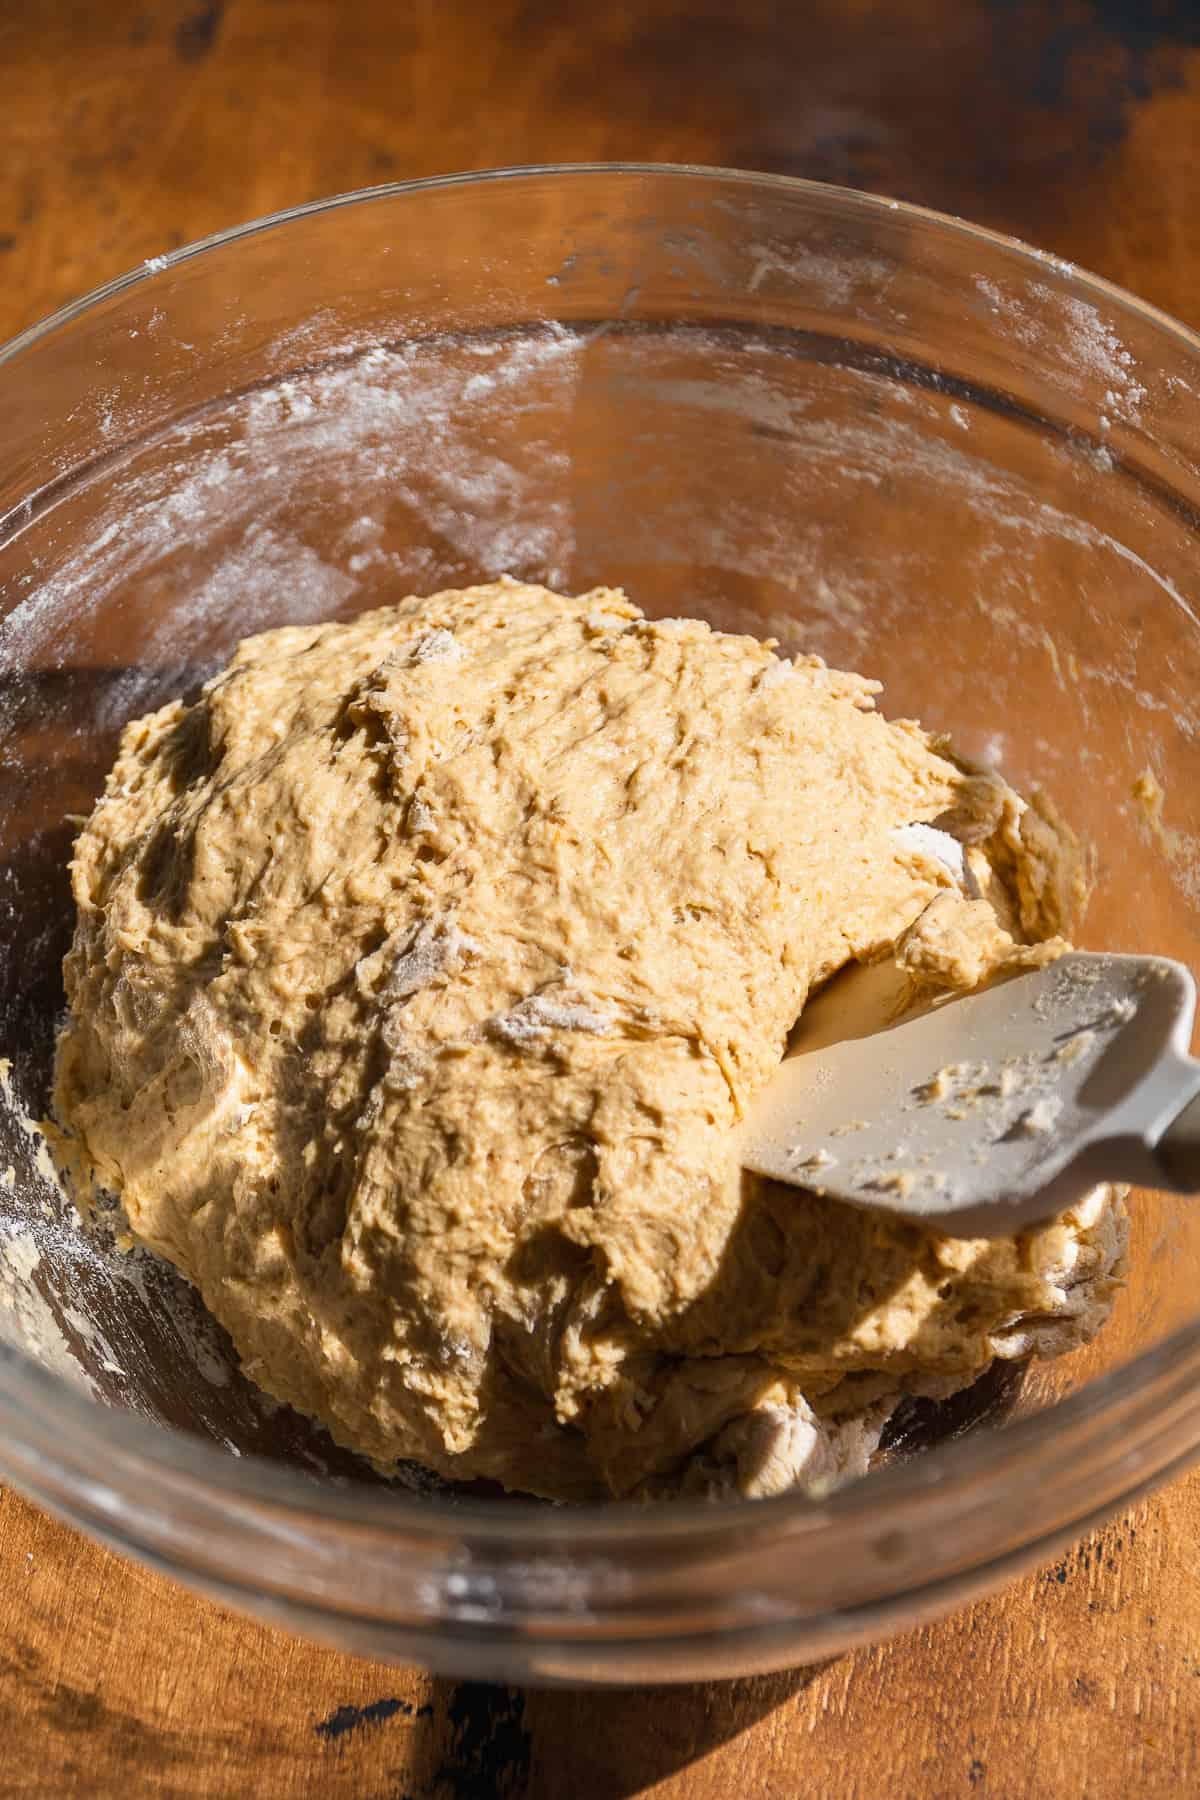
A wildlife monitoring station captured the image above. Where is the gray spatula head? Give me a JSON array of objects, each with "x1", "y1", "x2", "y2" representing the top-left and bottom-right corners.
[{"x1": 740, "y1": 953, "x2": 1200, "y2": 1237}]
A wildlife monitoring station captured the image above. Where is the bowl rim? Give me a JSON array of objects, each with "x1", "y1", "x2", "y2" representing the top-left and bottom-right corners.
[
  {"x1": 7, "y1": 159, "x2": 1200, "y2": 371},
  {"x1": 4, "y1": 159, "x2": 1200, "y2": 1549}
]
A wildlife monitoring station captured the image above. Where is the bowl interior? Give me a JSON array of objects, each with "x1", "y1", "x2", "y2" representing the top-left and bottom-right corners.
[{"x1": 3, "y1": 170, "x2": 1200, "y2": 1499}]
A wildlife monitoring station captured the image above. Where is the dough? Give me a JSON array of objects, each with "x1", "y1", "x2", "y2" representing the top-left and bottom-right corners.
[{"x1": 54, "y1": 581, "x2": 1126, "y2": 1501}]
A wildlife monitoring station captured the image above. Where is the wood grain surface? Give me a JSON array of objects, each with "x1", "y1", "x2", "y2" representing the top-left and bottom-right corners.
[{"x1": 3, "y1": 1, "x2": 1200, "y2": 1793}]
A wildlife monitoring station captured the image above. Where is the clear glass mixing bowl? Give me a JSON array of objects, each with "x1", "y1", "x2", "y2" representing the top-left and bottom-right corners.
[{"x1": 3, "y1": 166, "x2": 1200, "y2": 1685}]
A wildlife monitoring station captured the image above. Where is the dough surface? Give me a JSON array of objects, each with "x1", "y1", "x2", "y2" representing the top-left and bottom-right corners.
[{"x1": 55, "y1": 582, "x2": 1126, "y2": 1500}]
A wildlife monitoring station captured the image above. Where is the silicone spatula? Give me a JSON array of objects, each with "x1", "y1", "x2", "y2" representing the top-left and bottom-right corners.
[{"x1": 740, "y1": 952, "x2": 1200, "y2": 1236}]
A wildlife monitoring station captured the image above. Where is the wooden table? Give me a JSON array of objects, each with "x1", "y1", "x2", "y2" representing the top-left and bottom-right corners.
[{"x1": 3, "y1": 2, "x2": 1200, "y2": 1792}]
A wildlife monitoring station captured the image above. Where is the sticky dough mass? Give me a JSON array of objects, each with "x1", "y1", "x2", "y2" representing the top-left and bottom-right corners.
[{"x1": 55, "y1": 582, "x2": 1126, "y2": 1500}]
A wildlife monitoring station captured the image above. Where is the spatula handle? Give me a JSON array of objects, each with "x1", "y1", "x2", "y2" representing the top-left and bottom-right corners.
[{"x1": 1156, "y1": 1089, "x2": 1200, "y2": 1191}]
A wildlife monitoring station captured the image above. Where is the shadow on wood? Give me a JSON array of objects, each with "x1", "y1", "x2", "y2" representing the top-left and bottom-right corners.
[{"x1": 397, "y1": 1666, "x2": 830, "y2": 1798}]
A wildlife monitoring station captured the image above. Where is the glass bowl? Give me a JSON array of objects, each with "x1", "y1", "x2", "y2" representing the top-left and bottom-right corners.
[{"x1": 3, "y1": 165, "x2": 1200, "y2": 1686}]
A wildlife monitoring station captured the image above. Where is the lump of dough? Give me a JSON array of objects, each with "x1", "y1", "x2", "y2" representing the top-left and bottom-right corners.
[{"x1": 53, "y1": 581, "x2": 1126, "y2": 1501}]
